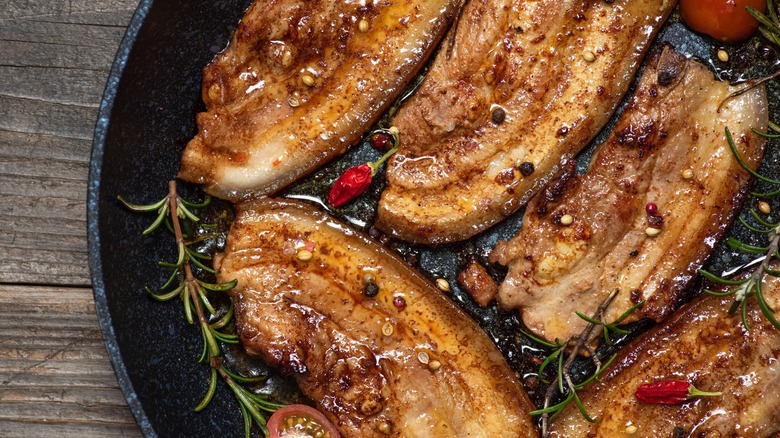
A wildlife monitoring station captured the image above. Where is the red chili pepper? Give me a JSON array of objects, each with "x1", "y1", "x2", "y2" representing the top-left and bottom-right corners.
[
  {"x1": 328, "y1": 163, "x2": 373, "y2": 207},
  {"x1": 635, "y1": 380, "x2": 721, "y2": 405},
  {"x1": 328, "y1": 134, "x2": 398, "y2": 207}
]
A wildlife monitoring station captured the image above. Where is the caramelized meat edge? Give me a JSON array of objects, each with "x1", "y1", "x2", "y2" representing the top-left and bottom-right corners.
[
  {"x1": 376, "y1": 0, "x2": 676, "y2": 244},
  {"x1": 489, "y1": 47, "x2": 768, "y2": 343},
  {"x1": 217, "y1": 198, "x2": 538, "y2": 438},
  {"x1": 179, "y1": 0, "x2": 460, "y2": 201},
  {"x1": 549, "y1": 277, "x2": 780, "y2": 437}
]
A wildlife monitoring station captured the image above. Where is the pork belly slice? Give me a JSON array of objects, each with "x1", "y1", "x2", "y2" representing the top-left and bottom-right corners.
[
  {"x1": 216, "y1": 198, "x2": 538, "y2": 438},
  {"x1": 178, "y1": 0, "x2": 460, "y2": 201},
  {"x1": 548, "y1": 277, "x2": 780, "y2": 437},
  {"x1": 489, "y1": 47, "x2": 767, "y2": 343},
  {"x1": 375, "y1": 0, "x2": 676, "y2": 244}
]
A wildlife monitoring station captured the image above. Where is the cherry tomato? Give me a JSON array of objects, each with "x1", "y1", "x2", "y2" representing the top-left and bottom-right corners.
[
  {"x1": 680, "y1": 0, "x2": 766, "y2": 42},
  {"x1": 266, "y1": 404, "x2": 342, "y2": 438}
]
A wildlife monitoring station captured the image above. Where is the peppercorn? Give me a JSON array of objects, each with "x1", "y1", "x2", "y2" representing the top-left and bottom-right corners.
[
  {"x1": 296, "y1": 249, "x2": 313, "y2": 261},
  {"x1": 358, "y1": 18, "x2": 369, "y2": 33},
  {"x1": 645, "y1": 202, "x2": 658, "y2": 216},
  {"x1": 436, "y1": 278, "x2": 451, "y2": 292},
  {"x1": 301, "y1": 74, "x2": 316, "y2": 87},
  {"x1": 519, "y1": 161, "x2": 535, "y2": 177},
  {"x1": 371, "y1": 132, "x2": 393, "y2": 151},
  {"x1": 491, "y1": 107, "x2": 506, "y2": 124},
  {"x1": 393, "y1": 296, "x2": 406, "y2": 309},
  {"x1": 364, "y1": 283, "x2": 379, "y2": 297},
  {"x1": 582, "y1": 51, "x2": 596, "y2": 62}
]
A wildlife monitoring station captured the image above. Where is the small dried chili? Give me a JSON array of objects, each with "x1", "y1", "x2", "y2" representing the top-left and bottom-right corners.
[
  {"x1": 635, "y1": 380, "x2": 721, "y2": 405},
  {"x1": 328, "y1": 130, "x2": 398, "y2": 207}
]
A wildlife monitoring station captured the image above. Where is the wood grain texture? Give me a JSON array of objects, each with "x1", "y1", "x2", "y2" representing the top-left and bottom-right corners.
[
  {"x1": 0, "y1": 0, "x2": 139, "y2": 286},
  {"x1": 0, "y1": 285, "x2": 139, "y2": 436},
  {"x1": 0, "y1": 0, "x2": 142, "y2": 436}
]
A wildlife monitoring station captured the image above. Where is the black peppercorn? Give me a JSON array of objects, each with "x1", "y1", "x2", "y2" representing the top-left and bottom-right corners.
[
  {"x1": 491, "y1": 107, "x2": 506, "y2": 124},
  {"x1": 519, "y1": 161, "x2": 535, "y2": 177},
  {"x1": 364, "y1": 283, "x2": 379, "y2": 297}
]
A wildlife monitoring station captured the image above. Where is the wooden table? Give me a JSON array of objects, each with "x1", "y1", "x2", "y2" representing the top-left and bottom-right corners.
[{"x1": 1, "y1": 1, "x2": 143, "y2": 436}]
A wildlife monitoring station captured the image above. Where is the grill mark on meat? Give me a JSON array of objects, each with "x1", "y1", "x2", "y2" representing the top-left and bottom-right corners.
[{"x1": 488, "y1": 47, "x2": 767, "y2": 343}]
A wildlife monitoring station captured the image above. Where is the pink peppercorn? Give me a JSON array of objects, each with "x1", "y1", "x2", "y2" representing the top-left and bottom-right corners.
[
  {"x1": 371, "y1": 132, "x2": 393, "y2": 151},
  {"x1": 645, "y1": 202, "x2": 658, "y2": 216},
  {"x1": 393, "y1": 296, "x2": 406, "y2": 309}
]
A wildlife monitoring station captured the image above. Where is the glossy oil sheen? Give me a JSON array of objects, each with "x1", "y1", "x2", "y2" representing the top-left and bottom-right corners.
[{"x1": 89, "y1": 2, "x2": 780, "y2": 438}]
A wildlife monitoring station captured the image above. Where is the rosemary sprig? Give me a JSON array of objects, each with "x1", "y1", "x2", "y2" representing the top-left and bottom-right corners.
[
  {"x1": 697, "y1": 126, "x2": 780, "y2": 332},
  {"x1": 748, "y1": 0, "x2": 780, "y2": 47},
  {"x1": 119, "y1": 180, "x2": 283, "y2": 437},
  {"x1": 529, "y1": 290, "x2": 643, "y2": 437}
]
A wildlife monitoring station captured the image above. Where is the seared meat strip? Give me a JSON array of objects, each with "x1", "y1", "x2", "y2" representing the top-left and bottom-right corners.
[
  {"x1": 548, "y1": 277, "x2": 780, "y2": 437},
  {"x1": 376, "y1": 0, "x2": 676, "y2": 244},
  {"x1": 489, "y1": 47, "x2": 767, "y2": 343},
  {"x1": 178, "y1": 0, "x2": 459, "y2": 201},
  {"x1": 216, "y1": 199, "x2": 538, "y2": 438}
]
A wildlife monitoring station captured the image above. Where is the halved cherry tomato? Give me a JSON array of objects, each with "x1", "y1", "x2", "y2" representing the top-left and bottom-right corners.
[
  {"x1": 680, "y1": 0, "x2": 766, "y2": 42},
  {"x1": 266, "y1": 404, "x2": 342, "y2": 438}
]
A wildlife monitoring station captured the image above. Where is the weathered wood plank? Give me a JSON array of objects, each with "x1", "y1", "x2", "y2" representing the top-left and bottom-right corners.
[
  {"x1": 0, "y1": 285, "x2": 139, "y2": 436},
  {"x1": 0, "y1": 0, "x2": 138, "y2": 289},
  {"x1": 0, "y1": 66, "x2": 110, "y2": 106},
  {"x1": 0, "y1": 0, "x2": 142, "y2": 435},
  {"x1": 0, "y1": 421, "x2": 140, "y2": 438}
]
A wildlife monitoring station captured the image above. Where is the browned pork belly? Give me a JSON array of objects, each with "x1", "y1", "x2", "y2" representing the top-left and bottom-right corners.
[
  {"x1": 489, "y1": 47, "x2": 767, "y2": 343},
  {"x1": 548, "y1": 276, "x2": 780, "y2": 437},
  {"x1": 216, "y1": 198, "x2": 538, "y2": 437},
  {"x1": 376, "y1": 0, "x2": 676, "y2": 244},
  {"x1": 178, "y1": 0, "x2": 460, "y2": 201}
]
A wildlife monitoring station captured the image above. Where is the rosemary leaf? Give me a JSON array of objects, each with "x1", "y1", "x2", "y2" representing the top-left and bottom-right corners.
[
  {"x1": 573, "y1": 390, "x2": 597, "y2": 423},
  {"x1": 210, "y1": 300, "x2": 235, "y2": 330},
  {"x1": 611, "y1": 300, "x2": 645, "y2": 325},
  {"x1": 704, "y1": 287, "x2": 739, "y2": 297},
  {"x1": 145, "y1": 284, "x2": 183, "y2": 302},
  {"x1": 752, "y1": 127, "x2": 780, "y2": 139},
  {"x1": 726, "y1": 237, "x2": 768, "y2": 254},
  {"x1": 756, "y1": 281, "x2": 780, "y2": 331},
  {"x1": 750, "y1": 209, "x2": 778, "y2": 228},
  {"x1": 699, "y1": 269, "x2": 751, "y2": 285},
  {"x1": 143, "y1": 203, "x2": 169, "y2": 235},
  {"x1": 753, "y1": 188, "x2": 780, "y2": 198},
  {"x1": 521, "y1": 330, "x2": 559, "y2": 348},
  {"x1": 195, "y1": 367, "x2": 218, "y2": 412},
  {"x1": 726, "y1": 127, "x2": 780, "y2": 185},
  {"x1": 177, "y1": 203, "x2": 201, "y2": 223},
  {"x1": 198, "y1": 278, "x2": 239, "y2": 293},
  {"x1": 180, "y1": 196, "x2": 212, "y2": 209},
  {"x1": 575, "y1": 311, "x2": 601, "y2": 325},
  {"x1": 739, "y1": 215, "x2": 774, "y2": 234}
]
